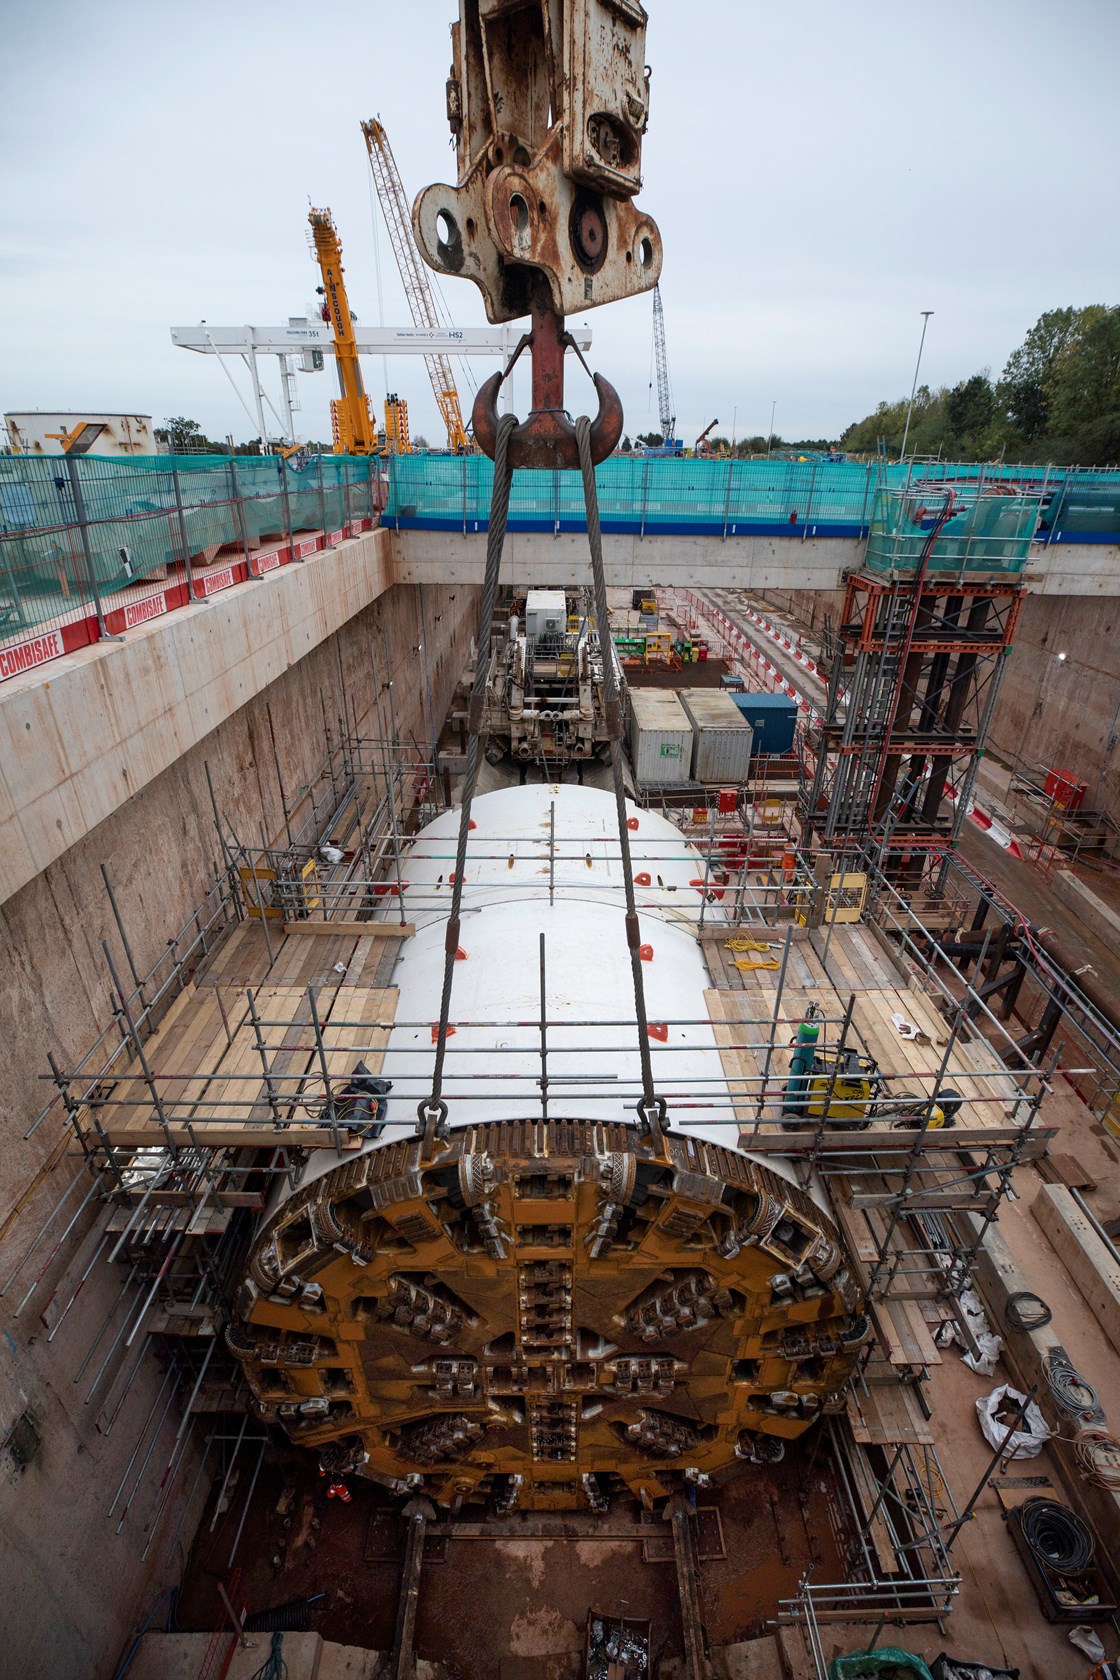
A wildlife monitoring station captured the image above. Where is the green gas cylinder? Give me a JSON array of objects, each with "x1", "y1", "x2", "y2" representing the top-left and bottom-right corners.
[{"x1": 783, "y1": 1015, "x2": 820, "y2": 1116}]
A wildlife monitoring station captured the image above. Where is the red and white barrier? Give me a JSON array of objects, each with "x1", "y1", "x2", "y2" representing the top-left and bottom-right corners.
[
  {"x1": 0, "y1": 522, "x2": 372, "y2": 684},
  {"x1": 0, "y1": 619, "x2": 96, "y2": 682}
]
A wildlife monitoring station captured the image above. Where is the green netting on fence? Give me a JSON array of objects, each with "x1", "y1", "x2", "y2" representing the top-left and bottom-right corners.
[
  {"x1": 380, "y1": 452, "x2": 1120, "y2": 543},
  {"x1": 3, "y1": 446, "x2": 1119, "y2": 655},
  {"x1": 0, "y1": 451, "x2": 376, "y2": 646},
  {"x1": 863, "y1": 485, "x2": 1041, "y2": 575}
]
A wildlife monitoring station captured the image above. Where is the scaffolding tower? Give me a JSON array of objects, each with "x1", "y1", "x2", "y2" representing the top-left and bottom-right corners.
[{"x1": 800, "y1": 480, "x2": 1040, "y2": 888}]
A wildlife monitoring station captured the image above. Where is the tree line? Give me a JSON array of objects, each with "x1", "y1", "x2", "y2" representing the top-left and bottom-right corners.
[{"x1": 841, "y1": 306, "x2": 1120, "y2": 465}]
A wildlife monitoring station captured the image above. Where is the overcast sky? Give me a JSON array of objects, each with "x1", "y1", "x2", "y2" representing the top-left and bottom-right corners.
[{"x1": 3, "y1": 0, "x2": 1118, "y2": 449}]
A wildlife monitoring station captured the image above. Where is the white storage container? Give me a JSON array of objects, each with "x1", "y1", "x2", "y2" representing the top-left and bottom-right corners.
[
  {"x1": 679, "y1": 688, "x2": 754, "y2": 783},
  {"x1": 629, "y1": 688, "x2": 692, "y2": 785}
]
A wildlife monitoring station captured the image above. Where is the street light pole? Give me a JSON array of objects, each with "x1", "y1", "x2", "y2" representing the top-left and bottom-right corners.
[
  {"x1": 767, "y1": 400, "x2": 777, "y2": 458},
  {"x1": 900, "y1": 311, "x2": 934, "y2": 462}
]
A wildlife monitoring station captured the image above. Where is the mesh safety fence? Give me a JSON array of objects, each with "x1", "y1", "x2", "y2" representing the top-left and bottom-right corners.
[
  {"x1": 382, "y1": 453, "x2": 1120, "y2": 549},
  {"x1": 0, "y1": 452, "x2": 377, "y2": 653},
  {"x1": 3, "y1": 448, "x2": 1119, "y2": 664}
]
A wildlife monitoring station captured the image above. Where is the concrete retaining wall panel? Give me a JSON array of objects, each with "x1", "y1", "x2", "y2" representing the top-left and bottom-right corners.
[{"x1": 0, "y1": 569, "x2": 477, "y2": 1680}]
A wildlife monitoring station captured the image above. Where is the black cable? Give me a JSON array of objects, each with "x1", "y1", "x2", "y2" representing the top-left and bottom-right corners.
[
  {"x1": 1018, "y1": 1496, "x2": 1095, "y2": 1575},
  {"x1": 576, "y1": 414, "x2": 665, "y2": 1132},
  {"x1": 1004, "y1": 1290, "x2": 1051, "y2": 1332}
]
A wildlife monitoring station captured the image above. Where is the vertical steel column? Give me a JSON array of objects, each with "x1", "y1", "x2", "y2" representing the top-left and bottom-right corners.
[
  {"x1": 171, "y1": 465, "x2": 199, "y2": 599},
  {"x1": 539, "y1": 933, "x2": 549, "y2": 1121},
  {"x1": 205, "y1": 761, "x2": 245, "y2": 924},
  {"x1": 102, "y1": 941, "x2": 177, "y2": 1161},
  {"x1": 64, "y1": 454, "x2": 110, "y2": 637},
  {"x1": 101, "y1": 864, "x2": 149, "y2": 1023},
  {"x1": 279, "y1": 456, "x2": 296, "y2": 559},
  {"x1": 752, "y1": 923, "x2": 794, "y2": 1133},
  {"x1": 228, "y1": 459, "x2": 251, "y2": 566},
  {"x1": 228, "y1": 1440, "x2": 266, "y2": 1566},
  {"x1": 698, "y1": 807, "x2": 717, "y2": 932},
  {"x1": 307, "y1": 986, "x2": 342, "y2": 1154},
  {"x1": 246, "y1": 988, "x2": 283, "y2": 1128}
]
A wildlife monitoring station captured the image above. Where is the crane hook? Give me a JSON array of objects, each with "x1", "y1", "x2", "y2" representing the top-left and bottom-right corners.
[{"x1": 472, "y1": 293, "x2": 623, "y2": 471}]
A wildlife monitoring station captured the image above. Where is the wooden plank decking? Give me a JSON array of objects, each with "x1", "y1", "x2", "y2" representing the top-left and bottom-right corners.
[
  {"x1": 87, "y1": 917, "x2": 402, "y2": 1150},
  {"x1": 703, "y1": 924, "x2": 1028, "y2": 1139}
]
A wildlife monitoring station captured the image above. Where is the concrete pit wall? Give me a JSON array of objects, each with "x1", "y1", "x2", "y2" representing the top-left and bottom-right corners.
[
  {"x1": 985, "y1": 592, "x2": 1120, "y2": 821},
  {"x1": 0, "y1": 574, "x2": 478, "y2": 1680}
]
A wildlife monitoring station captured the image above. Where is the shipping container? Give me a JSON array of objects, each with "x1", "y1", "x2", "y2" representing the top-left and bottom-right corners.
[
  {"x1": 679, "y1": 688, "x2": 754, "y2": 783},
  {"x1": 628, "y1": 688, "x2": 693, "y2": 785},
  {"x1": 730, "y1": 690, "x2": 798, "y2": 756}
]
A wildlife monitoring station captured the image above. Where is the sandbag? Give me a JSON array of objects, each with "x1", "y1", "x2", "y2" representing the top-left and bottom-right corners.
[{"x1": 976, "y1": 1385, "x2": 1049, "y2": 1459}]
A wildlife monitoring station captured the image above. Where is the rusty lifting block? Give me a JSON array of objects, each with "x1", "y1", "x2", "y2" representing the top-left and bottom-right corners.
[{"x1": 412, "y1": 0, "x2": 662, "y2": 469}]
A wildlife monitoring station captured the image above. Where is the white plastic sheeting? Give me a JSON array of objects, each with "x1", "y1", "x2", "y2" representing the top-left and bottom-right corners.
[
  {"x1": 291, "y1": 784, "x2": 812, "y2": 1202},
  {"x1": 382, "y1": 784, "x2": 724, "y2": 931}
]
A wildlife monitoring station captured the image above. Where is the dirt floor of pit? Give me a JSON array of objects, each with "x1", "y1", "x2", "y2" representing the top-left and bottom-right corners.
[{"x1": 176, "y1": 1432, "x2": 845, "y2": 1675}]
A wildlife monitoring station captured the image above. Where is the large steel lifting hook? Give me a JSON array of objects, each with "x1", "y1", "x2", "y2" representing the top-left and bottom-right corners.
[{"x1": 472, "y1": 292, "x2": 623, "y2": 471}]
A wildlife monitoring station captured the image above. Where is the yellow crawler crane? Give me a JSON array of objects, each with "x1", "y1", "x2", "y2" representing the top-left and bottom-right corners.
[
  {"x1": 307, "y1": 207, "x2": 378, "y2": 455},
  {"x1": 362, "y1": 117, "x2": 471, "y2": 453}
]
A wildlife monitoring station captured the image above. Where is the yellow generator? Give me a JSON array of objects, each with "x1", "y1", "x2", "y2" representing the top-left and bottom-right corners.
[{"x1": 783, "y1": 1009, "x2": 962, "y2": 1129}]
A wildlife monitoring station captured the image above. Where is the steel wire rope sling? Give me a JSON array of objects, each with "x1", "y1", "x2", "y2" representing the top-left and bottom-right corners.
[
  {"x1": 418, "y1": 410, "x2": 517, "y2": 1142},
  {"x1": 417, "y1": 395, "x2": 669, "y2": 1141},
  {"x1": 577, "y1": 412, "x2": 667, "y2": 1137},
  {"x1": 410, "y1": 0, "x2": 668, "y2": 1144}
]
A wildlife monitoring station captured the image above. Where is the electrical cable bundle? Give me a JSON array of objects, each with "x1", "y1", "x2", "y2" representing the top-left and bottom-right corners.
[
  {"x1": 1075, "y1": 1426, "x2": 1120, "y2": 1491},
  {"x1": 1018, "y1": 1496, "x2": 1095, "y2": 1576},
  {"x1": 1004, "y1": 1291, "x2": 1051, "y2": 1332},
  {"x1": 1044, "y1": 1349, "x2": 1103, "y2": 1423},
  {"x1": 249, "y1": 1632, "x2": 287, "y2": 1680}
]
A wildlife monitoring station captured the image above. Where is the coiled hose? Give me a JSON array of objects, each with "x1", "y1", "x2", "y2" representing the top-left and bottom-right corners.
[
  {"x1": 1018, "y1": 1496, "x2": 1095, "y2": 1575},
  {"x1": 1004, "y1": 1291, "x2": 1051, "y2": 1332}
]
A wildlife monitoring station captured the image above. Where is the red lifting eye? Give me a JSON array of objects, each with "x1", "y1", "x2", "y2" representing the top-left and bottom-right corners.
[
  {"x1": 454, "y1": 947, "x2": 468, "y2": 961},
  {"x1": 647, "y1": 1023, "x2": 668, "y2": 1042},
  {"x1": 635, "y1": 871, "x2": 652, "y2": 887},
  {"x1": 626, "y1": 817, "x2": 639, "y2": 830},
  {"x1": 639, "y1": 944, "x2": 654, "y2": 962},
  {"x1": 431, "y1": 1023, "x2": 457, "y2": 1042}
]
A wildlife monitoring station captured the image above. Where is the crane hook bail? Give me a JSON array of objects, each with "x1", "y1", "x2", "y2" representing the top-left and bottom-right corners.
[{"x1": 473, "y1": 295, "x2": 623, "y2": 471}]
